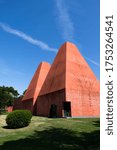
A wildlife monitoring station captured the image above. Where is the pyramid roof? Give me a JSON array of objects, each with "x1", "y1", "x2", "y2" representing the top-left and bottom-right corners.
[
  {"x1": 65, "y1": 42, "x2": 99, "y2": 91},
  {"x1": 39, "y1": 42, "x2": 99, "y2": 96},
  {"x1": 22, "y1": 62, "x2": 50, "y2": 103},
  {"x1": 39, "y1": 43, "x2": 66, "y2": 95}
]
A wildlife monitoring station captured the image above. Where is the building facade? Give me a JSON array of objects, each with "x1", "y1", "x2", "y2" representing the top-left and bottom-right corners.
[{"x1": 14, "y1": 42, "x2": 100, "y2": 117}]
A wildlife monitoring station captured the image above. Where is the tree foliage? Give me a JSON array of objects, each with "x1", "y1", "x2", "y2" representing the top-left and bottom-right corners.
[
  {"x1": 22, "y1": 89, "x2": 27, "y2": 96},
  {"x1": 0, "y1": 86, "x2": 19, "y2": 110}
]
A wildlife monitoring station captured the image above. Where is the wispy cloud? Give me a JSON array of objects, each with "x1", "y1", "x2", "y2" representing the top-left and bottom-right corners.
[
  {"x1": 0, "y1": 22, "x2": 99, "y2": 67},
  {"x1": 0, "y1": 22, "x2": 57, "y2": 52},
  {"x1": 55, "y1": 1, "x2": 99, "y2": 68},
  {"x1": 85, "y1": 56, "x2": 100, "y2": 67},
  {"x1": 55, "y1": 0, "x2": 74, "y2": 41}
]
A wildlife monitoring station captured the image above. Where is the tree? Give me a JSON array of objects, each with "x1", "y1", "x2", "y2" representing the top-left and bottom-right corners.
[
  {"x1": 4, "y1": 86, "x2": 19, "y2": 98},
  {"x1": 0, "y1": 86, "x2": 7, "y2": 110},
  {"x1": 22, "y1": 89, "x2": 27, "y2": 96},
  {"x1": 0, "y1": 86, "x2": 19, "y2": 112}
]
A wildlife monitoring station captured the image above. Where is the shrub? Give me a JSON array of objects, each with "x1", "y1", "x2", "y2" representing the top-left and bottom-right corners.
[{"x1": 6, "y1": 110, "x2": 32, "y2": 128}]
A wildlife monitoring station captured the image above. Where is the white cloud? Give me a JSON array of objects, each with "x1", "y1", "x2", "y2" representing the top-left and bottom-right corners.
[
  {"x1": 0, "y1": 22, "x2": 57, "y2": 52},
  {"x1": 85, "y1": 56, "x2": 100, "y2": 67},
  {"x1": 55, "y1": 0, "x2": 100, "y2": 68},
  {"x1": 0, "y1": 22, "x2": 99, "y2": 67},
  {"x1": 55, "y1": 0, "x2": 74, "y2": 41}
]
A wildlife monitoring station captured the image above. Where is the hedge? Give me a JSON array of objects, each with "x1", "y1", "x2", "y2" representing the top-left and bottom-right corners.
[{"x1": 6, "y1": 110, "x2": 32, "y2": 128}]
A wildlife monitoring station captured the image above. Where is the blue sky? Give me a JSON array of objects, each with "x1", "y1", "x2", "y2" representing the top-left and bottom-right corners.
[{"x1": 0, "y1": 0, "x2": 100, "y2": 94}]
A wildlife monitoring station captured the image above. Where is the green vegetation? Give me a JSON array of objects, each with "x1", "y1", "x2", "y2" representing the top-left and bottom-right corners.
[
  {"x1": 22, "y1": 89, "x2": 27, "y2": 96},
  {"x1": 6, "y1": 110, "x2": 32, "y2": 128},
  {"x1": 0, "y1": 115, "x2": 100, "y2": 150},
  {"x1": 0, "y1": 86, "x2": 19, "y2": 114}
]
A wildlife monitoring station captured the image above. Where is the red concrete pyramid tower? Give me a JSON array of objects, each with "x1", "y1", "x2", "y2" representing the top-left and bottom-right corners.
[
  {"x1": 39, "y1": 43, "x2": 66, "y2": 95},
  {"x1": 22, "y1": 62, "x2": 51, "y2": 113},
  {"x1": 65, "y1": 42, "x2": 100, "y2": 116},
  {"x1": 37, "y1": 42, "x2": 100, "y2": 117}
]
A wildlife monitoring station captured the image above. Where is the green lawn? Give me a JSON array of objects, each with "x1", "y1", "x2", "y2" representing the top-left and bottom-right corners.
[{"x1": 0, "y1": 115, "x2": 100, "y2": 150}]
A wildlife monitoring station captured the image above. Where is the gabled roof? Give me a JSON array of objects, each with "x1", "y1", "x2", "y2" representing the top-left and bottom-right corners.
[{"x1": 22, "y1": 62, "x2": 50, "y2": 104}]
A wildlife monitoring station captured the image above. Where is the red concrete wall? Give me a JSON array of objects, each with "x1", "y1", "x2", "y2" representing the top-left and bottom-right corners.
[
  {"x1": 65, "y1": 42, "x2": 100, "y2": 117},
  {"x1": 22, "y1": 62, "x2": 50, "y2": 104},
  {"x1": 66, "y1": 88, "x2": 100, "y2": 117},
  {"x1": 37, "y1": 89, "x2": 65, "y2": 117},
  {"x1": 22, "y1": 62, "x2": 50, "y2": 114},
  {"x1": 22, "y1": 99, "x2": 33, "y2": 113},
  {"x1": 39, "y1": 44, "x2": 66, "y2": 96},
  {"x1": 13, "y1": 97, "x2": 23, "y2": 110},
  {"x1": 19, "y1": 42, "x2": 100, "y2": 117},
  {"x1": 6, "y1": 106, "x2": 13, "y2": 112},
  {"x1": 37, "y1": 42, "x2": 100, "y2": 117},
  {"x1": 14, "y1": 97, "x2": 35, "y2": 114}
]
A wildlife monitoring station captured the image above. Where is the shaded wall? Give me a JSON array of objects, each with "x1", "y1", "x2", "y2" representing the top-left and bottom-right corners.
[
  {"x1": 22, "y1": 99, "x2": 33, "y2": 113},
  {"x1": 37, "y1": 89, "x2": 65, "y2": 117},
  {"x1": 13, "y1": 97, "x2": 23, "y2": 110}
]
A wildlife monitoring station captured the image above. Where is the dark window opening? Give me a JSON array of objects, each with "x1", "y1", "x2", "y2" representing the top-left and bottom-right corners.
[
  {"x1": 49, "y1": 104, "x2": 57, "y2": 118},
  {"x1": 63, "y1": 102, "x2": 71, "y2": 117}
]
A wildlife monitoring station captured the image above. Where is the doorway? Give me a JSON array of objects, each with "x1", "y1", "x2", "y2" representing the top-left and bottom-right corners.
[
  {"x1": 63, "y1": 102, "x2": 71, "y2": 117},
  {"x1": 49, "y1": 104, "x2": 57, "y2": 117}
]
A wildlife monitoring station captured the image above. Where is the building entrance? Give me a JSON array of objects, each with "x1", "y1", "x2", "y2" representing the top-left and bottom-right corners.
[
  {"x1": 49, "y1": 104, "x2": 57, "y2": 117},
  {"x1": 63, "y1": 102, "x2": 71, "y2": 117}
]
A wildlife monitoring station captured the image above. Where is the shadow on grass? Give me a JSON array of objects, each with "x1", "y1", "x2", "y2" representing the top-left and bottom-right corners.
[
  {"x1": 2, "y1": 126, "x2": 10, "y2": 129},
  {"x1": 0, "y1": 127, "x2": 100, "y2": 150},
  {"x1": 2, "y1": 125, "x2": 29, "y2": 129}
]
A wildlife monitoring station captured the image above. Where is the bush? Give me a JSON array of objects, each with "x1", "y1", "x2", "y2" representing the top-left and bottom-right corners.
[{"x1": 6, "y1": 110, "x2": 32, "y2": 128}]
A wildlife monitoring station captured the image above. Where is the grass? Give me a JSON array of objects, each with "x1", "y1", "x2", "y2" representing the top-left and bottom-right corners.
[{"x1": 0, "y1": 115, "x2": 100, "y2": 150}]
